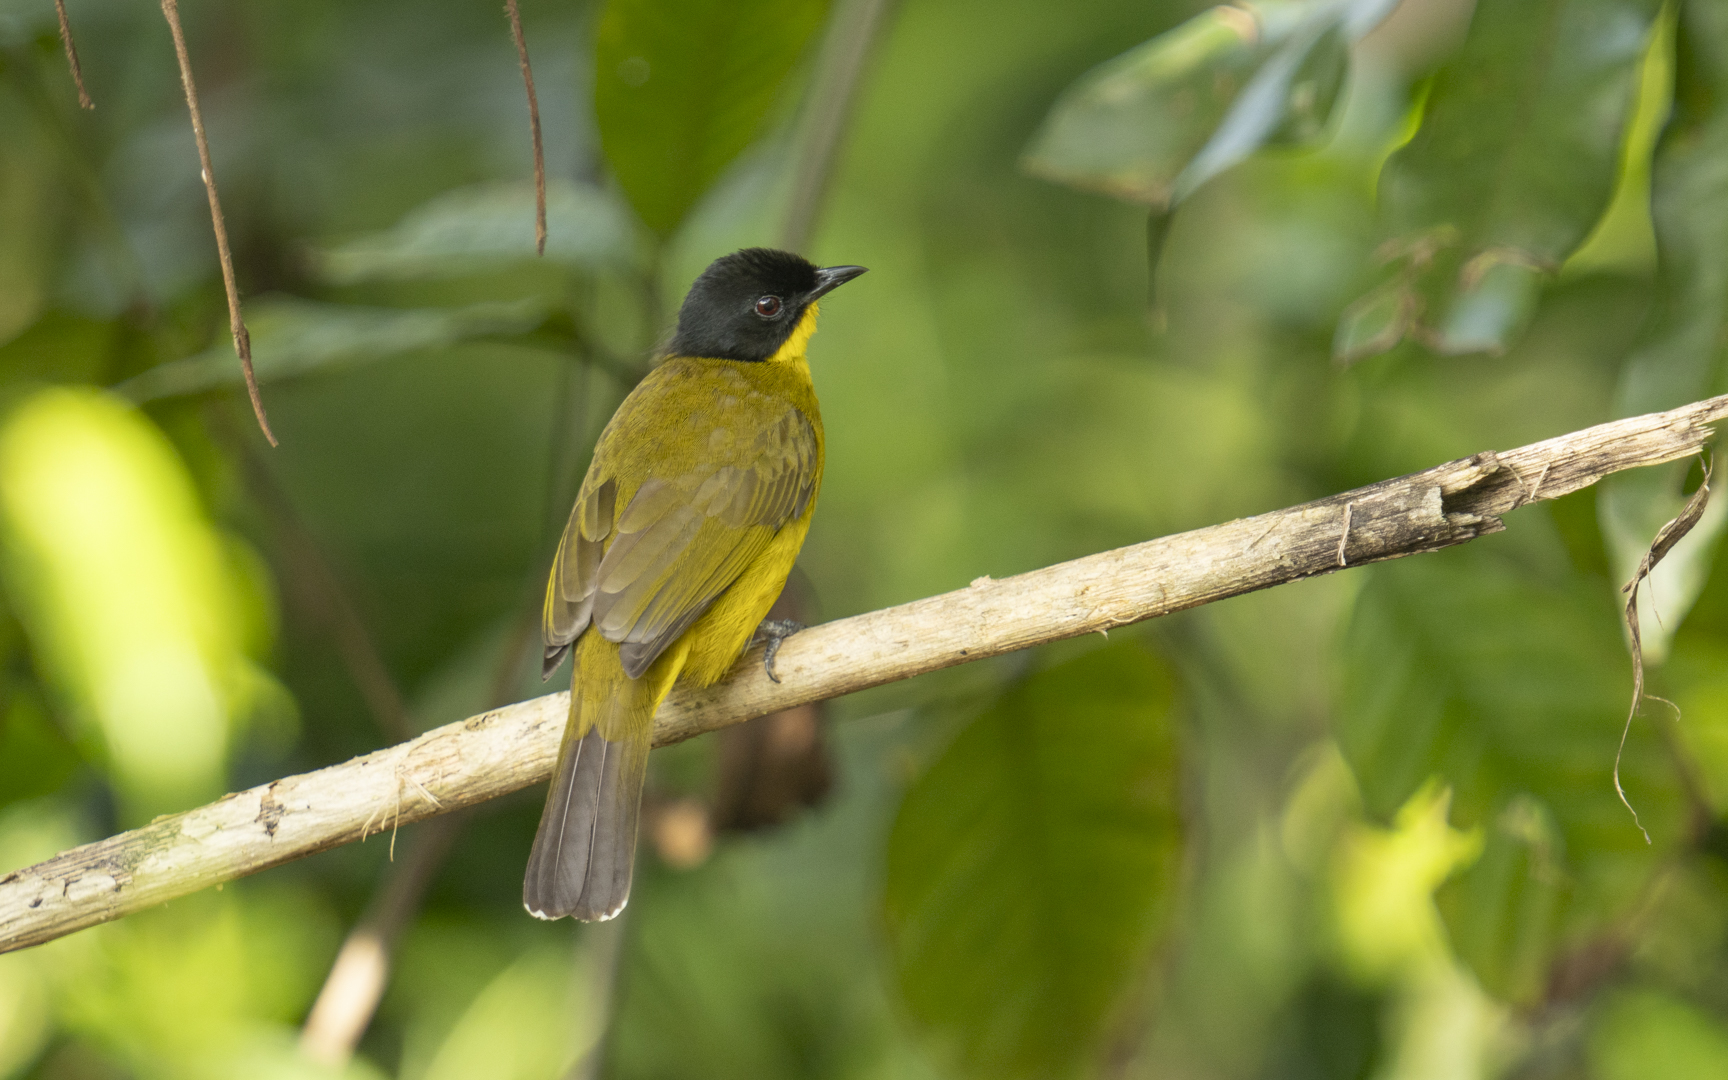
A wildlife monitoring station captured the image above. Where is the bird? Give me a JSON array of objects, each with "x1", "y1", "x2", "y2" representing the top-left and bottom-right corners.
[{"x1": 524, "y1": 247, "x2": 866, "y2": 921}]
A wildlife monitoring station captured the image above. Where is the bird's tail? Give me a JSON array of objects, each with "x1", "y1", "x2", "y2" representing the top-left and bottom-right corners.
[{"x1": 523, "y1": 633, "x2": 685, "y2": 921}]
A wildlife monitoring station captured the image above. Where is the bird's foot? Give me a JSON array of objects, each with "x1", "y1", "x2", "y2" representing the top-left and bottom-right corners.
[{"x1": 755, "y1": 619, "x2": 805, "y2": 684}]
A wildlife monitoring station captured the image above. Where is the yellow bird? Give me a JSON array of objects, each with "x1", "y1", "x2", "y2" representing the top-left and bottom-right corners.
[{"x1": 524, "y1": 248, "x2": 865, "y2": 921}]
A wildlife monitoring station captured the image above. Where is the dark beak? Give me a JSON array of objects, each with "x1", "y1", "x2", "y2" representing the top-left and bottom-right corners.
[{"x1": 808, "y1": 264, "x2": 868, "y2": 300}]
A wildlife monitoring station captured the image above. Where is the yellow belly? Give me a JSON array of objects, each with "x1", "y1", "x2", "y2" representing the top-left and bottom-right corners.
[{"x1": 678, "y1": 508, "x2": 815, "y2": 686}]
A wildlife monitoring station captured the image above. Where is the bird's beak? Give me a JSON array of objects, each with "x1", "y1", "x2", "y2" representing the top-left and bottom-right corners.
[{"x1": 808, "y1": 265, "x2": 868, "y2": 300}]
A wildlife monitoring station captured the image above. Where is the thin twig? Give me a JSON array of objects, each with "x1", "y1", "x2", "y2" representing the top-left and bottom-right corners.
[
  {"x1": 10, "y1": 393, "x2": 1728, "y2": 952},
  {"x1": 504, "y1": 0, "x2": 547, "y2": 255},
  {"x1": 159, "y1": 0, "x2": 277, "y2": 446},
  {"x1": 779, "y1": 0, "x2": 899, "y2": 253},
  {"x1": 1616, "y1": 454, "x2": 1713, "y2": 844},
  {"x1": 53, "y1": 0, "x2": 93, "y2": 109},
  {"x1": 1616, "y1": 603, "x2": 1653, "y2": 845}
]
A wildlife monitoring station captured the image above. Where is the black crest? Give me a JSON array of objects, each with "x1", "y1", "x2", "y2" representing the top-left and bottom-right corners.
[{"x1": 669, "y1": 248, "x2": 866, "y2": 363}]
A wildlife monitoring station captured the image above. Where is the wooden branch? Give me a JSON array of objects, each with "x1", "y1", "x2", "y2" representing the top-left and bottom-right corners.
[{"x1": 5, "y1": 394, "x2": 1728, "y2": 953}]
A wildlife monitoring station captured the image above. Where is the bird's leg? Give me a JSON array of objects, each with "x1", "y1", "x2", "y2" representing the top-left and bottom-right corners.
[{"x1": 754, "y1": 618, "x2": 805, "y2": 684}]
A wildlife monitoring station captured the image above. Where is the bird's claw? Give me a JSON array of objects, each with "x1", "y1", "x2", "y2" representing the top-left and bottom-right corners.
[{"x1": 756, "y1": 618, "x2": 805, "y2": 684}]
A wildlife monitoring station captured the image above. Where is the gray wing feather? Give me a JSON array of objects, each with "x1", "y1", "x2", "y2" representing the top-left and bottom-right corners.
[{"x1": 543, "y1": 478, "x2": 615, "y2": 677}]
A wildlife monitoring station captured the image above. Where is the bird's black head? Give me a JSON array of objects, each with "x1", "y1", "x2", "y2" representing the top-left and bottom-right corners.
[{"x1": 669, "y1": 248, "x2": 867, "y2": 363}]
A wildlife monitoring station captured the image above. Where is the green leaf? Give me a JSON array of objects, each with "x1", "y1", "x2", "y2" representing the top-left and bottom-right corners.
[
  {"x1": 884, "y1": 642, "x2": 1182, "y2": 1079},
  {"x1": 594, "y1": 0, "x2": 829, "y2": 236},
  {"x1": 1337, "y1": 539, "x2": 1685, "y2": 1003},
  {"x1": 1600, "y1": 1, "x2": 1728, "y2": 661},
  {"x1": 312, "y1": 180, "x2": 638, "y2": 283},
  {"x1": 1021, "y1": 0, "x2": 1397, "y2": 208},
  {"x1": 1336, "y1": 0, "x2": 1663, "y2": 362},
  {"x1": 114, "y1": 298, "x2": 548, "y2": 402}
]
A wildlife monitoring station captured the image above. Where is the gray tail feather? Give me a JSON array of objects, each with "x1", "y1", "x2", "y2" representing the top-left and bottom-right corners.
[{"x1": 523, "y1": 723, "x2": 650, "y2": 921}]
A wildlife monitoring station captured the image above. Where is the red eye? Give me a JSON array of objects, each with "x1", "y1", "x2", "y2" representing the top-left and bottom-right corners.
[{"x1": 754, "y1": 295, "x2": 783, "y2": 318}]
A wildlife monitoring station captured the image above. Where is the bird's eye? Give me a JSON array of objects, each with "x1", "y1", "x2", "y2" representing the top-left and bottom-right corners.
[{"x1": 754, "y1": 295, "x2": 783, "y2": 318}]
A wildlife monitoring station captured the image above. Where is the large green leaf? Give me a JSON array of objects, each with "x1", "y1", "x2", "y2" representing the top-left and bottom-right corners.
[
  {"x1": 1022, "y1": 0, "x2": 1398, "y2": 208},
  {"x1": 1599, "y1": 0, "x2": 1728, "y2": 662},
  {"x1": 1337, "y1": 538, "x2": 1685, "y2": 1004},
  {"x1": 115, "y1": 298, "x2": 548, "y2": 402},
  {"x1": 884, "y1": 642, "x2": 1182, "y2": 1079},
  {"x1": 594, "y1": 0, "x2": 829, "y2": 236},
  {"x1": 1335, "y1": 0, "x2": 1663, "y2": 362}
]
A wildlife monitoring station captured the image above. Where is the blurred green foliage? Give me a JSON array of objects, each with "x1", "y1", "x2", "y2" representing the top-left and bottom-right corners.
[
  {"x1": 1339, "y1": 0, "x2": 1663, "y2": 361},
  {"x1": 1023, "y1": 0, "x2": 1397, "y2": 208},
  {"x1": 5, "y1": 0, "x2": 1728, "y2": 1077},
  {"x1": 595, "y1": 0, "x2": 829, "y2": 234},
  {"x1": 885, "y1": 643, "x2": 1180, "y2": 1079}
]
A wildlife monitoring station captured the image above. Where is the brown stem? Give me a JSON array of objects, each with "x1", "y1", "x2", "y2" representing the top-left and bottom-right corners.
[
  {"x1": 1616, "y1": 457, "x2": 1714, "y2": 842},
  {"x1": 159, "y1": 0, "x2": 277, "y2": 446},
  {"x1": 53, "y1": 0, "x2": 93, "y2": 109},
  {"x1": 504, "y1": 0, "x2": 547, "y2": 255}
]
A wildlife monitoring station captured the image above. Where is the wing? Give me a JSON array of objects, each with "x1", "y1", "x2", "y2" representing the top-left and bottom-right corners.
[
  {"x1": 542, "y1": 407, "x2": 818, "y2": 679},
  {"x1": 542, "y1": 476, "x2": 616, "y2": 676}
]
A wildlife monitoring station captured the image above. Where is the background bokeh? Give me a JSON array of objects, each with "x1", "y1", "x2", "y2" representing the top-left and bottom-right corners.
[{"x1": 5, "y1": 0, "x2": 1728, "y2": 1076}]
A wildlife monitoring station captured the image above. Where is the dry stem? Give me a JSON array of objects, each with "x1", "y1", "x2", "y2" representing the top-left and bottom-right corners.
[
  {"x1": 159, "y1": 0, "x2": 277, "y2": 446},
  {"x1": 6, "y1": 393, "x2": 1728, "y2": 953},
  {"x1": 1616, "y1": 456, "x2": 1714, "y2": 843},
  {"x1": 54, "y1": 0, "x2": 92, "y2": 109},
  {"x1": 504, "y1": 0, "x2": 547, "y2": 255}
]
